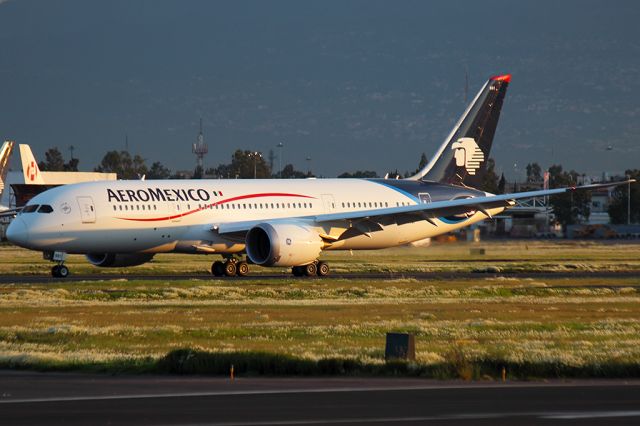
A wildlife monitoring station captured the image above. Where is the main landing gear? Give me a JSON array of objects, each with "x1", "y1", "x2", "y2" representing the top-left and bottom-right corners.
[
  {"x1": 292, "y1": 261, "x2": 330, "y2": 277},
  {"x1": 211, "y1": 257, "x2": 250, "y2": 277},
  {"x1": 210, "y1": 258, "x2": 330, "y2": 278},
  {"x1": 44, "y1": 251, "x2": 69, "y2": 278}
]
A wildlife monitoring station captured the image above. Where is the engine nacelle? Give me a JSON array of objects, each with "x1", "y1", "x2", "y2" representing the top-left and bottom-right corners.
[
  {"x1": 245, "y1": 222, "x2": 323, "y2": 267},
  {"x1": 86, "y1": 253, "x2": 155, "y2": 268}
]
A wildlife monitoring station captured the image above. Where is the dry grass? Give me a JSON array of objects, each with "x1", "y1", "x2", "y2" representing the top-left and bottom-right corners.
[{"x1": 0, "y1": 241, "x2": 639, "y2": 377}]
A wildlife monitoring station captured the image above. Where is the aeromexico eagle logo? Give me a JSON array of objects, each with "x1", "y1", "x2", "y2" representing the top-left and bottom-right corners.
[{"x1": 451, "y1": 137, "x2": 484, "y2": 175}]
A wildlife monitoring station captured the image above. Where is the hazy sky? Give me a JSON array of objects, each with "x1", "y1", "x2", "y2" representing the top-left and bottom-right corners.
[{"x1": 0, "y1": 0, "x2": 638, "y2": 178}]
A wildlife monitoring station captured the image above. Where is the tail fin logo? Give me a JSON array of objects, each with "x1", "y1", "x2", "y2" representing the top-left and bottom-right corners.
[
  {"x1": 27, "y1": 161, "x2": 38, "y2": 182},
  {"x1": 451, "y1": 137, "x2": 485, "y2": 175}
]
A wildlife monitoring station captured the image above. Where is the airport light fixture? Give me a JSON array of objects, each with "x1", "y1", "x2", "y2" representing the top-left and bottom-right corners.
[
  {"x1": 628, "y1": 174, "x2": 631, "y2": 225},
  {"x1": 248, "y1": 151, "x2": 262, "y2": 179},
  {"x1": 277, "y1": 142, "x2": 284, "y2": 178}
]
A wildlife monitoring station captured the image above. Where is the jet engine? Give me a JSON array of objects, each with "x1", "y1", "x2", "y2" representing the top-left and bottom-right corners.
[
  {"x1": 245, "y1": 222, "x2": 323, "y2": 267},
  {"x1": 86, "y1": 253, "x2": 155, "y2": 267}
]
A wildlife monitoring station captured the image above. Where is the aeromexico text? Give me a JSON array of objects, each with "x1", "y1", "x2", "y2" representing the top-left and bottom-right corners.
[{"x1": 107, "y1": 188, "x2": 221, "y2": 203}]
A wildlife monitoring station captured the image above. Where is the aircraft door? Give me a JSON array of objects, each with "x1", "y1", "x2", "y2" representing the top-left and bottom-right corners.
[
  {"x1": 321, "y1": 194, "x2": 336, "y2": 213},
  {"x1": 76, "y1": 196, "x2": 96, "y2": 223},
  {"x1": 170, "y1": 203, "x2": 181, "y2": 222}
]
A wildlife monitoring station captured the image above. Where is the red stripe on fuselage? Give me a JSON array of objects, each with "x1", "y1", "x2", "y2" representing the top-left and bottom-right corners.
[{"x1": 115, "y1": 192, "x2": 316, "y2": 222}]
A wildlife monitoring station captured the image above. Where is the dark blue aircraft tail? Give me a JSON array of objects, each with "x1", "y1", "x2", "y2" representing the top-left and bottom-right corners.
[{"x1": 408, "y1": 74, "x2": 510, "y2": 189}]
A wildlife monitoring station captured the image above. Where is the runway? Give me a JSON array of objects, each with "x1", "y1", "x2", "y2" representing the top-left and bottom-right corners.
[
  {"x1": 1, "y1": 372, "x2": 639, "y2": 425},
  {"x1": 0, "y1": 270, "x2": 638, "y2": 284}
]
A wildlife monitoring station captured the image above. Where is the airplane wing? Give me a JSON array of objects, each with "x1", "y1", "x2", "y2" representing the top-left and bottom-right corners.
[{"x1": 215, "y1": 180, "x2": 634, "y2": 235}]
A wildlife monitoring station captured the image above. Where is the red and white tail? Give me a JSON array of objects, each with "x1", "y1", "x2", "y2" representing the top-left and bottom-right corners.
[{"x1": 19, "y1": 144, "x2": 45, "y2": 184}]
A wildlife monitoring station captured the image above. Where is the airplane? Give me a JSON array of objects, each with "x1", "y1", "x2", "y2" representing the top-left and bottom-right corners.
[
  {"x1": 0, "y1": 140, "x2": 15, "y2": 212},
  {"x1": 18, "y1": 144, "x2": 117, "y2": 185},
  {"x1": 6, "y1": 74, "x2": 634, "y2": 278}
]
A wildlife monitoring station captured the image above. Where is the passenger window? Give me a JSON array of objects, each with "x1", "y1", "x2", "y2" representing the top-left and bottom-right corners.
[
  {"x1": 113, "y1": 205, "x2": 117, "y2": 211},
  {"x1": 38, "y1": 205, "x2": 53, "y2": 213},
  {"x1": 119, "y1": 205, "x2": 123, "y2": 211}
]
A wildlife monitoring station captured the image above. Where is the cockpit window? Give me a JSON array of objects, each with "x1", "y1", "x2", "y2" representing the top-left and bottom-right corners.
[
  {"x1": 22, "y1": 205, "x2": 39, "y2": 213},
  {"x1": 38, "y1": 205, "x2": 54, "y2": 213}
]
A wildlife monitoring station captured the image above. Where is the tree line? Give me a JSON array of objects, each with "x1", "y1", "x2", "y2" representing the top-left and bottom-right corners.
[{"x1": 37, "y1": 146, "x2": 638, "y2": 226}]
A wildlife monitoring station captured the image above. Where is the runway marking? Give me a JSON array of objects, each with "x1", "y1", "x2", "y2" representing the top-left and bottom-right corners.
[
  {"x1": 0, "y1": 382, "x2": 638, "y2": 405},
  {"x1": 542, "y1": 410, "x2": 640, "y2": 419},
  {"x1": 180, "y1": 411, "x2": 640, "y2": 425}
]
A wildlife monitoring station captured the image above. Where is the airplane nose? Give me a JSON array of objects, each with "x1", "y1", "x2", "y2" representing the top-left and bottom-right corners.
[{"x1": 6, "y1": 217, "x2": 29, "y2": 248}]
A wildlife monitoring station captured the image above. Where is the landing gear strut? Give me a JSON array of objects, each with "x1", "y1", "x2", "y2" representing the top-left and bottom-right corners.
[
  {"x1": 292, "y1": 261, "x2": 330, "y2": 277},
  {"x1": 211, "y1": 257, "x2": 250, "y2": 277}
]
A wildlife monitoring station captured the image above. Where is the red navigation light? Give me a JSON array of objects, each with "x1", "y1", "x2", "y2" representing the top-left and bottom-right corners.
[{"x1": 491, "y1": 74, "x2": 512, "y2": 82}]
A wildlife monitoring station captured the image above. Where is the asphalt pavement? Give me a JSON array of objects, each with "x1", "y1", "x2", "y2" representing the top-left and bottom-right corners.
[{"x1": 1, "y1": 371, "x2": 640, "y2": 425}]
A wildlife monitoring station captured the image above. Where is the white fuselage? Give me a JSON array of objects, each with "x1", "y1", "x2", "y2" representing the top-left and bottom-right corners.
[{"x1": 9, "y1": 178, "x2": 503, "y2": 256}]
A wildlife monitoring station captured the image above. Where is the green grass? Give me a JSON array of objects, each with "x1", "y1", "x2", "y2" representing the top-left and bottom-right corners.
[{"x1": 0, "y1": 241, "x2": 639, "y2": 378}]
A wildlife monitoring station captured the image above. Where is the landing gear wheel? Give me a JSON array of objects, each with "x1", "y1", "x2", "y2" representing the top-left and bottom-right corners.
[
  {"x1": 303, "y1": 263, "x2": 317, "y2": 277},
  {"x1": 236, "y1": 261, "x2": 250, "y2": 277},
  {"x1": 292, "y1": 266, "x2": 304, "y2": 277},
  {"x1": 58, "y1": 265, "x2": 69, "y2": 278},
  {"x1": 223, "y1": 261, "x2": 237, "y2": 277},
  {"x1": 317, "y1": 262, "x2": 330, "y2": 276},
  {"x1": 212, "y1": 261, "x2": 225, "y2": 277},
  {"x1": 51, "y1": 265, "x2": 69, "y2": 278}
]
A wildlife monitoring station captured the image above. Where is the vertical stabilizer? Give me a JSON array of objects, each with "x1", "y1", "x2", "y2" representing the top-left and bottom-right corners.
[
  {"x1": 408, "y1": 74, "x2": 510, "y2": 188},
  {"x1": 19, "y1": 144, "x2": 45, "y2": 184},
  {"x1": 0, "y1": 141, "x2": 15, "y2": 195}
]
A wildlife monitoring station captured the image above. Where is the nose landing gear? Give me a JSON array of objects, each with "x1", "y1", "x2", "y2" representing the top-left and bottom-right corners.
[
  {"x1": 51, "y1": 264, "x2": 69, "y2": 278},
  {"x1": 44, "y1": 251, "x2": 69, "y2": 278}
]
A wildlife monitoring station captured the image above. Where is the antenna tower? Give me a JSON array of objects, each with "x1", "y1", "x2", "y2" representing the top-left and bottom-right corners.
[{"x1": 192, "y1": 118, "x2": 208, "y2": 172}]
